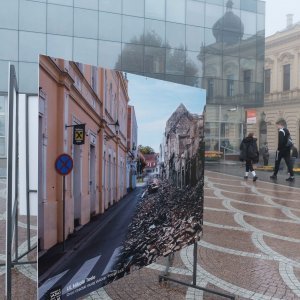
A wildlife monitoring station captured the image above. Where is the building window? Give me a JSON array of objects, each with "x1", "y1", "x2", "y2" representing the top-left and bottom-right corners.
[
  {"x1": 75, "y1": 62, "x2": 84, "y2": 73},
  {"x1": 283, "y1": 64, "x2": 290, "y2": 91},
  {"x1": 207, "y1": 78, "x2": 214, "y2": 99},
  {"x1": 243, "y1": 70, "x2": 252, "y2": 94},
  {"x1": 227, "y1": 75, "x2": 234, "y2": 97},
  {"x1": 91, "y1": 66, "x2": 98, "y2": 93},
  {"x1": 264, "y1": 69, "x2": 271, "y2": 94}
]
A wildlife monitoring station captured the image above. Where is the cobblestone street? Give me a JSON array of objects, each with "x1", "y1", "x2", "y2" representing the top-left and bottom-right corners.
[{"x1": 83, "y1": 170, "x2": 300, "y2": 300}]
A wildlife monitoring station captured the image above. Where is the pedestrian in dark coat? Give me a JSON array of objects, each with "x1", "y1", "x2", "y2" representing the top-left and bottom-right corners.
[
  {"x1": 270, "y1": 118, "x2": 295, "y2": 181},
  {"x1": 240, "y1": 133, "x2": 259, "y2": 181}
]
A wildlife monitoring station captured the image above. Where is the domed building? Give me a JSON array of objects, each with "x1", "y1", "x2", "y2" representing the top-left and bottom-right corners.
[
  {"x1": 200, "y1": 0, "x2": 264, "y2": 153},
  {"x1": 212, "y1": 0, "x2": 244, "y2": 45}
]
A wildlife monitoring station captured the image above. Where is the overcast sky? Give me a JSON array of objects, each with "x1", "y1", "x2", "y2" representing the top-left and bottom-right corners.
[
  {"x1": 127, "y1": 75, "x2": 206, "y2": 153},
  {"x1": 265, "y1": 0, "x2": 300, "y2": 36}
]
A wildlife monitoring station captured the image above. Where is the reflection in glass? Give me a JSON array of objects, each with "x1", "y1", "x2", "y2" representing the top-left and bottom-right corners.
[
  {"x1": 122, "y1": 16, "x2": 144, "y2": 44},
  {"x1": 257, "y1": 14, "x2": 265, "y2": 34},
  {"x1": 145, "y1": 0, "x2": 165, "y2": 20},
  {"x1": 166, "y1": 0, "x2": 185, "y2": 24},
  {"x1": 99, "y1": 12, "x2": 122, "y2": 42},
  {"x1": 98, "y1": 41, "x2": 121, "y2": 70},
  {"x1": 240, "y1": 0, "x2": 257, "y2": 12},
  {"x1": 144, "y1": 46, "x2": 165, "y2": 74},
  {"x1": 0, "y1": 137, "x2": 5, "y2": 157},
  {"x1": 231, "y1": 0, "x2": 240, "y2": 9},
  {"x1": 256, "y1": 60, "x2": 264, "y2": 83},
  {"x1": 206, "y1": 0, "x2": 224, "y2": 5},
  {"x1": 145, "y1": 19, "x2": 165, "y2": 47},
  {"x1": 74, "y1": 8, "x2": 98, "y2": 39},
  {"x1": 19, "y1": 62, "x2": 38, "y2": 93},
  {"x1": 47, "y1": 4, "x2": 73, "y2": 36},
  {"x1": 204, "y1": 54, "x2": 222, "y2": 78},
  {"x1": 240, "y1": 34, "x2": 256, "y2": 59},
  {"x1": 256, "y1": 36, "x2": 265, "y2": 60},
  {"x1": 19, "y1": 0, "x2": 46, "y2": 33},
  {"x1": 123, "y1": 0, "x2": 144, "y2": 17},
  {"x1": 166, "y1": 49, "x2": 185, "y2": 75},
  {"x1": 223, "y1": 56, "x2": 239, "y2": 80},
  {"x1": 100, "y1": 0, "x2": 122, "y2": 13},
  {"x1": 204, "y1": 28, "x2": 222, "y2": 54},
  {"x1": 222, "y1": 31, "x2": 240, "y2": 57},
  {"x1": 186, "y1": 51, "x2": 203, "y2": 77},
  {"x1": 0, "y1": 29, "x2": 18, "y2": 61},
  {"x1": 74, "y1": 37, "x2": 98, "y2": 66},
  {"x1": 185, "y1": 76, "x2": 201, "y2": 87},
  {"x1": 257, "y1": 1, "x2": 265, "y2": 14},
  {"x1": 0, "y1": 61, "x2": 18, "y2": 92},
  {"x1": 186, "y1": 0, "x2": 205, "y2": 27},
  {"x1": 48, "y1": 0, "x2": 73, "y2": 6},
  {"x1": 166, "y1": 22, "x2": 185, "y2": 49},
  {"x1": 120, "y1": 43, "x2": 144, "y2": 73},
  {"x1": 165, "y1": 74, "x2": 185, "y2": 85},
  {"x1": 241, "y1": 11, "x2": 256, "y2": 35},
  {"x1": 205, "y1": 4, "x2": 223, "y2": 28},
  {"x1": 0, "y1": 116, "x2": 5, "y2": 136},
  {"x1": 19, "y1": 31, "x2": 46, "y2": 62},
  {"x1": 47, "y1": 34, "x2": 73, "y2": 60},
  {"x1": 0, "y1": 0, "x2": 18, "y2": 29},
  {"x1": 0, "y1": 96, "x2": 5, "y2": 113},
  {"x1": 74, "y1": 0, "x2": 98, "y2": 10},
  {"x1": 186, "y1": 26, "x2": 205, "y2": 52},
  {"x1": 240, "y1": 58, "x2": 256, "y2": 76}
]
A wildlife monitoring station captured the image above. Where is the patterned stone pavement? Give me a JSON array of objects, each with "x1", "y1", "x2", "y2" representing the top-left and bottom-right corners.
[
  {"x1": 83, "y1": 171, "x2": 300, "y2": 300},
  {"x1": 0, "y1": 179, "x2": 37, "y2": 299},
  {"x1": 2, "y1": 170, "x2": 300, "y2": 299}
]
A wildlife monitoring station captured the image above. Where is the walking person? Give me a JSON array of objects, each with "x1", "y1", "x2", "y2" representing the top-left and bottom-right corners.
[
  {"x1": 270, "y1": 118, "x2": 295, "y2": 181},
  {"x1": 240, "y1": 133, "x2": 259, "y2": 181}
]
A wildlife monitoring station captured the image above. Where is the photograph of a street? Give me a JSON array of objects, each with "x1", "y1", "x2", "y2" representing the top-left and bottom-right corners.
[{"x1": 38, "y1": 56, "x2": 205, "y2": 299}]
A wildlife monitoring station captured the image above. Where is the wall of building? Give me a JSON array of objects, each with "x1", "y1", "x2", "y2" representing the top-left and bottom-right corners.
[
  {"x1": 0, "y1": 0, "x2": 265, "y2": 104},
  {"x1": 247, "y1": 23, "x2": 300, "y2": 155}
]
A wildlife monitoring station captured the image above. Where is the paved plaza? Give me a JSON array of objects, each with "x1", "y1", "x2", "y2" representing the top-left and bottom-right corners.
[
  {"x1": 83, "y1": 170, "x2": 300, "y2": 300},
  {"x1": 1, "y1": 167, "x2": 300, "y2": 299}
]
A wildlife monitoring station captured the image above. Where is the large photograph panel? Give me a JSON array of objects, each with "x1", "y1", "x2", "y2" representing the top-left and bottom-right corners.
[{"x1": 38, "y1": 55, "x2": 205, "y2": 299}]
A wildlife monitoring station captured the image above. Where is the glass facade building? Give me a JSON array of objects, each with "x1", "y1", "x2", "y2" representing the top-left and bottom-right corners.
[{"x1": 0, "y1": 0, "x2": 265, "y2": 156}]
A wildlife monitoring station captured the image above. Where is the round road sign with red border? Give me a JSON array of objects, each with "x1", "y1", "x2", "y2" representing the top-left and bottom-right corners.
[{"x1": 55, "y1": 153, "x2": 73, "y2": 175}]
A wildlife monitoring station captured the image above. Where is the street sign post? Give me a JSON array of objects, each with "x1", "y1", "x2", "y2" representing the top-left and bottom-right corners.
[{"x1": 55, "y1": 153, "x2": 73, "y2": 251}]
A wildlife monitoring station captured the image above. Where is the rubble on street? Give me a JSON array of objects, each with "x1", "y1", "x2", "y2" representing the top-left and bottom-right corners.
[{"x1": 114, "y1": 178, "x2": 204, "y2": 276}]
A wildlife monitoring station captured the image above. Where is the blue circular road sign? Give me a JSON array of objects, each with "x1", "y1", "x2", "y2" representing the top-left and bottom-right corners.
[{"x1": 55, "y1": 153, "x2": 73, "y2": 175}]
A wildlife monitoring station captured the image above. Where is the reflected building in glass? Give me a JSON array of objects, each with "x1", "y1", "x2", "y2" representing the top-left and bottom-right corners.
[{"x1": 0, "y1": 0, "x2": 265, "y2": 158}]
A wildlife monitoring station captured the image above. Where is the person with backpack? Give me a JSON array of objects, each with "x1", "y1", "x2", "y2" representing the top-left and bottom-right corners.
[
  {"x1": 270, "y1": 118, "x2": 295, "y2": 182},
  {"x1": 240, "y1": 132, "x2": 259, "y2": 181}
]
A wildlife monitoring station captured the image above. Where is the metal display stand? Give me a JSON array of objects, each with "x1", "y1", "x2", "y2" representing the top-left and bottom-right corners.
[
  {"x1": 159, "y1": 242, "x2": 235, "y2": 300},
  {"x1": 3, "y1": 64, "x2": 37, "y2": 300}
]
